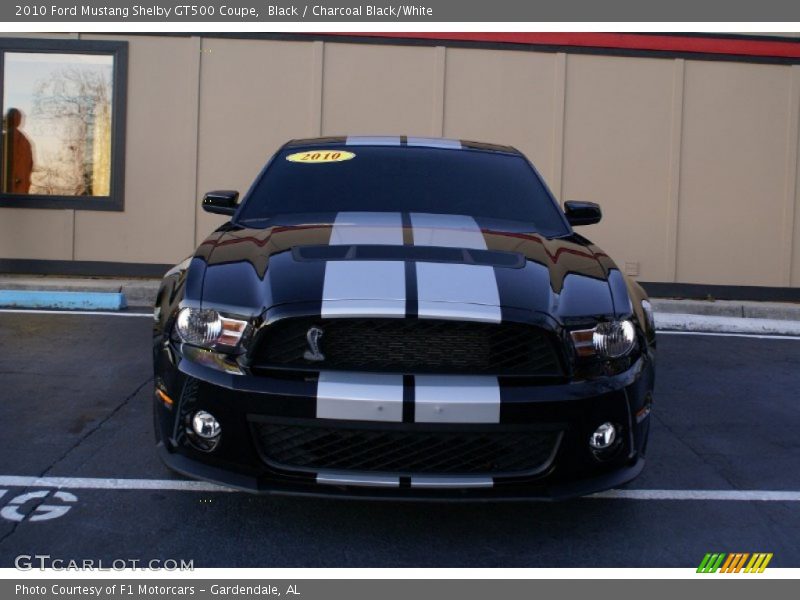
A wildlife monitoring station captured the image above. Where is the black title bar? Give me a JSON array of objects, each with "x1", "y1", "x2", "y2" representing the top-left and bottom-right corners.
[{"x1": 3, "y1": 0, "x2": 800, "y2": 22}]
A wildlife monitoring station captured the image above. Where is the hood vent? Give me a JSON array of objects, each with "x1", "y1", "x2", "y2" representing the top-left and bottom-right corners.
[{"x1": 292, "y1": 244, "x2": 525, "y2": 269}]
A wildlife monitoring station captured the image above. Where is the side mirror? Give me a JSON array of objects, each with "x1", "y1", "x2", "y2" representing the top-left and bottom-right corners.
[
  {"x1": 202, "y1": 190, "x2": 239, "y2": 216},
  {"x1": 564, "y1": 200, "x2": 602, "y2": 226}
]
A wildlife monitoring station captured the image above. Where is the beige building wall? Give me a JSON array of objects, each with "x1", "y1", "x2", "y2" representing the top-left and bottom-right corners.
[
  {"x1": 443, "y1": 47, "x2": 559, "y2": 190},
  {"x1": 562, "y1": 54, "x2": 676, "y2": 283},
  {"x1": 321, "y1": 43, "x2": 442, "y2": 137},
  {"x1": 74, "y1": 35, "x2": 201, "y2": 264},
  {"x1": 1, "y1": 34, "x2": 799, "y2": 288},
  {"x1": 678, "y1": 61, "x2": 793, "y2": 286},
  {"x1": 194, "y1": 37, "x2": 320, "y2": 242}
]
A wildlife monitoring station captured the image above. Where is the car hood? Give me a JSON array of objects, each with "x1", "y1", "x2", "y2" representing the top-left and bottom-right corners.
[{"x1": 188, "y1": 212, "x2": 633, "y2": 323}]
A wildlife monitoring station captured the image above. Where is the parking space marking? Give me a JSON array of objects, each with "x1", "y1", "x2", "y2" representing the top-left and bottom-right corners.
[
  {"x1": 1, "y1": 476, "x2": 799, "y2": 501},
  {"x1": 0, "y1": 476, "x2": 233, "y2": 493},
  {"x1": 591, "y1": 489, "x2": 800, "y2": 501},
  {"x1": 657, "y1": 331, "x2": 800, "y2": 341},
  {"x1": 0, "y1": 490, "x2": 77, "y2": 522}
]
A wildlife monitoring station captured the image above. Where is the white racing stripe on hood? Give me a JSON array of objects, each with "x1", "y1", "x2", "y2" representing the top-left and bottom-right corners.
[
  {"x1": 414, "y1": 375, "x2": 501, "y2": 423},
  {"x1": 322, "y1": 211, "x2": 501, "y2": 321},
  {"x1": 416, "y1": 262, "x2": 502, "y2": 323},
  {"x1": 316, "y1": 371, "x2": 404, "y2": 422},
  {"x1": 322, "y1": 260, "x2": 406, "y2": 317},
  {"x1": 329, "y1": 211, "x2": 404, "y2": 246},
  {"x1": 410, "y1": 214, "x2": 501, "y2": 322},
  {"x1": 409, "y1": 212, "x2": 487, "y2": 249},
  {"x1": 322, "y1": 212, "x2": 407, "y2": 317}
]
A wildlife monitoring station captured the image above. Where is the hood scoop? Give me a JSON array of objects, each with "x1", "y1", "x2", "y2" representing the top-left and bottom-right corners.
[{"x1": 292, "y1": 244, "x2": 525, "y2": 269}]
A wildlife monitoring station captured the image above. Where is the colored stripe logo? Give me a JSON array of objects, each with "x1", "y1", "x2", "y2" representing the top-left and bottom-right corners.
[{"x1": 697, "y1": 552, "x2": 773, "y2": 573}]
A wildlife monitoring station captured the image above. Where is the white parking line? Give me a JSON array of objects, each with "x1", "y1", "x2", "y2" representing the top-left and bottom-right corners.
[
  {"x1": 0, "y1": 475, "x2": 233, "y2": 493},
  {"x1": 657, "y1": 331, "x2": 800, "y2": 340},
  {"x1": 590, "y1": 489, "x2": 800, "y2": 501},
  {"x1": 1, "y1": 475, "x2": 800, "y2": 501}
]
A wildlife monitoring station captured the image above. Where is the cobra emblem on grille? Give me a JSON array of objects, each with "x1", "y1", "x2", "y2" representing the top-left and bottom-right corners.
[{"x1": 303, "y1": 326, "x2": 325, "y2": 362}]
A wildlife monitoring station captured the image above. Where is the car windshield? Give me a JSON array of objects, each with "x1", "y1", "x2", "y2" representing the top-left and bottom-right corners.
[{"x1": 237, "y1": 146, "x2": 570, "y2": 237}]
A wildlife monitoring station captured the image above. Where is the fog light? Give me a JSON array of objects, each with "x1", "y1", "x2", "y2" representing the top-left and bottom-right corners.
[
  {"x1": 191, "y1": 411, "x2": 221, "y2": 440},
  {"x1": 589, "y1": 422, "x2": 616, "y2": 450}
]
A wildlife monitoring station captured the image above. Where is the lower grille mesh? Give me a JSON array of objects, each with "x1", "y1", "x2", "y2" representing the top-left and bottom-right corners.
[{"x1": 251, "y1": 421, "x2": 561, "y2": 476}]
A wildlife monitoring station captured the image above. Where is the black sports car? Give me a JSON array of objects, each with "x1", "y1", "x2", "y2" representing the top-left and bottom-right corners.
[{"x1": 153, "y1": 136, "x2": 656, "y2": 500}]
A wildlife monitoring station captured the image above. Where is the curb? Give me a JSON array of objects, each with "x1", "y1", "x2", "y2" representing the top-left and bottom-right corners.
[
  {"x1": 651, "y1": 298, "x2": 800, "y2": 321},
  {"x1": 0, "y1": 290, "x2": 127, "y2": 311},
  {"x1": 0, "y1": 277, "x2": 160, "y2": 308},
  {"x1": 655, "y1": 313, "x2": 800, "y2": 336}
]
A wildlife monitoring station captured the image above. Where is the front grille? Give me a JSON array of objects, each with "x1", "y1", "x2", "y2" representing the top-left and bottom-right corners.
[
  {"x1": 251, "y1": 421, "x2": 561, "y2": 476},
  {"x1": 250, "y1": 318, "x2": 563, "y2": 376}
]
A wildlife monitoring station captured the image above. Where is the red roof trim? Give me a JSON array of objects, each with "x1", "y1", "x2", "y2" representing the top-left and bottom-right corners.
[{"x1": 326, "y1": 32, "x2": 800, "y2": 59}]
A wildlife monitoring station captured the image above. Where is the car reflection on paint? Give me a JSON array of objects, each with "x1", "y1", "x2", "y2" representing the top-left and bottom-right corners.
[{"x1": 152, "y1": 136, "x2": 656, "y2": 500}]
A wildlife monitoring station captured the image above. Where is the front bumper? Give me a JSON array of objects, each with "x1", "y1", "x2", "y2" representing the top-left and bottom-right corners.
[{"x1": 154, "y1": 345, "x2": 654, "y2": 501}]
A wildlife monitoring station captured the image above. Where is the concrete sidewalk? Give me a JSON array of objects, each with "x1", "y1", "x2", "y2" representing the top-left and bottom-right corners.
[
  {"x1": 1, "y1": 275, "x2": 800, "y2": 334},
  {"x1": 0, "y1": 275, "x2": 160, "y2": 308}
]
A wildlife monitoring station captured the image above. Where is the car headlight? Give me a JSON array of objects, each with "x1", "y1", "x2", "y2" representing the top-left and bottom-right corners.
[
  {"x1": 571, "y1": 319, "x2": 637, "y2": 360},
  {"x1": 593, "y1": 320, "x2": 636, "y2": 358},
  {"x1": 174, "y1": 308, "x2": 248, "y2": 349}
]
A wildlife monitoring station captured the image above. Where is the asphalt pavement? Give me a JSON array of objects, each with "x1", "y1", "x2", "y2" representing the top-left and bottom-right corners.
[{"x1": 0, "y1": 311, "x2": 798, "y2": 568}]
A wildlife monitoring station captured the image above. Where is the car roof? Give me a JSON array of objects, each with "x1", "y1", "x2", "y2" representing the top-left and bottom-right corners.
[{"x1": 282, "y1": 136, "x2": 521, "y2": 155}]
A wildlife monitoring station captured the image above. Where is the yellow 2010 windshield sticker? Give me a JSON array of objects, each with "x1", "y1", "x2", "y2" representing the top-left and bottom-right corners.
[{"x1": 286, "y1": 150, "x2": 356, "y2": 163}]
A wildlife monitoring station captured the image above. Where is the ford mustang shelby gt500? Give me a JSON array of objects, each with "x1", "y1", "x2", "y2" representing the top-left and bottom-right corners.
[{"x1": 153, "y1": 136, "x2": 656, "y2": 500}]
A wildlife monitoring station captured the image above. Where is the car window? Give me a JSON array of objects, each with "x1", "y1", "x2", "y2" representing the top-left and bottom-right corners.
[{"x1": 237, "y1": 146, "x2": 569, "y2": 237}]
